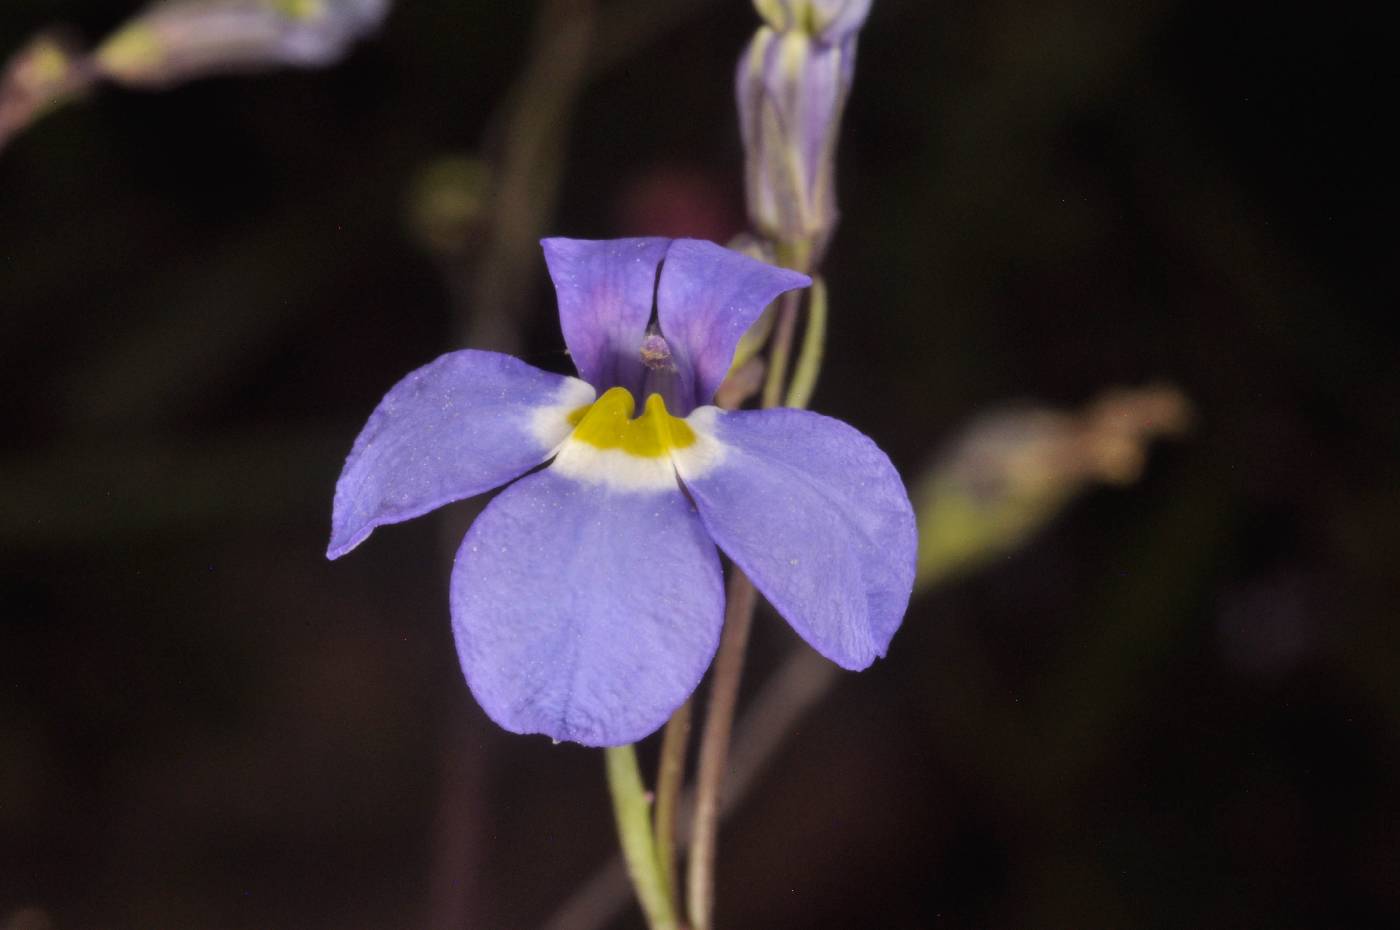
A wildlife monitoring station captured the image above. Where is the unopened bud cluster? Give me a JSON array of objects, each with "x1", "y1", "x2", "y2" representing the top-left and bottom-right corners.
[
  {"x1": 914, "y1": 385, "x2": 1192, "y2": 585},
  {"x1": 1, "y1": 0, "x2": 390, "y2": 151},
  {"x1": 95, "y1": 0, "x2": 388, "y2": 88},
  {"x1": 737, "y1": 0, "x2": 871, "y2": 264}
]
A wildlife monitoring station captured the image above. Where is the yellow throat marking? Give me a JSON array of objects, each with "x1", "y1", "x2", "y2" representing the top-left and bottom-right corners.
[{"x1": 567, "y1": 387, "x2": 696, "y2": 458}]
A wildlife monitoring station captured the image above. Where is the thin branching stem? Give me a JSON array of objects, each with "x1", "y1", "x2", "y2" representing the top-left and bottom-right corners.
[
  {"x1": 760, "y1": 289, "x2": 802, "y2": 409},
  {"x1": 760, "y1": 238, "x2": 814, "y2": 408},
  {"x1": 654, "y1": 698, "x2": 693, "y2": 909},
  {"x1": 784, "y1": 275, "x2": 827, "y2": 409},
  {"x1": 685, "y1": 569, "x2": 759, "y2": 930}
]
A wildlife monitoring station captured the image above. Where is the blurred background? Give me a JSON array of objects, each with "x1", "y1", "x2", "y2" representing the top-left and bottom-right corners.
[{"x1": 2, "y1": 1, "x2": 1396, "y2": 928}]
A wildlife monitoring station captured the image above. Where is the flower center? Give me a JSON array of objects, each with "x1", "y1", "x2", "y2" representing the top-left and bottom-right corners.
[{"x1": 567, "y1": 387, "x2": 696, "y2": 458}]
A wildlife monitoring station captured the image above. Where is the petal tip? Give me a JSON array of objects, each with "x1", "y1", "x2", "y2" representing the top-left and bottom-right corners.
[
  {"x1": 812, "y1": 635, "x2": 881, "y2": 672},
  {"x1": 480, "y1": 691, "x2": 674, "y2": 748},
  {"x1": 325, "y1": 526, "x2": 366, "y2": 561}
]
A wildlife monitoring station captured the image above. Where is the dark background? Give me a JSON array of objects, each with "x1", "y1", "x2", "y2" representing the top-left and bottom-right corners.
[{"x1": 3, "y1": 1, "x2": 1396, "y2": 928}]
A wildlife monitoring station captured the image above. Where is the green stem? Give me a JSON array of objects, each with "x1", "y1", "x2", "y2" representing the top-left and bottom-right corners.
[
  {"x1": 784, "y1": 274, "x2": 827, "y2": 410},
  {"x1": 760, "y1": 238, "x2": 814, "y2": 409},
  {"x1": 605, "y1": 745, "x2": 679, "y2": 930},
  {"x1": 760, "y1": 289, "x2": 802, "y2": 408},
  {"x1": 653, "y1": 699, "x2": 692, "y2": 909}
]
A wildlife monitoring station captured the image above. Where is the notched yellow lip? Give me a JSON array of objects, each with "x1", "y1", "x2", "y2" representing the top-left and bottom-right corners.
[{"x1": 566, "y1": 387, "x2": 696, "y2": 458}]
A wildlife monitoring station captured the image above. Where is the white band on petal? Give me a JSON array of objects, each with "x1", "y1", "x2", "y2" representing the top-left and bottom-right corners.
[
  {"x1": 550, "y1": 405, "x2": 728, "y2": 493},
  {"x1": 551, "y1": 440, "x2": 682, "y2": 492},
  {"x1": 529, "y1": 378, "x2": 598, "y2": 451},
  {"x1": 671, "y1": 407, "x2": 729, "y2": 481}
]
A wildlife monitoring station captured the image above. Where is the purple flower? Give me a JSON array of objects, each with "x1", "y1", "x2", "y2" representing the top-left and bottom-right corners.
[{"x1": 328, "y1": 238, "x2": 916, "y2": 746}]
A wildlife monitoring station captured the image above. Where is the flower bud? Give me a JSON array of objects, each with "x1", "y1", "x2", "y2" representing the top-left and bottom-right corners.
[
  {"x1": 94, "y1": 0, "x2": 388, "y2": 89},
  {"x1": 736, "y1": 2, "x2": 869, "y2": 262}
]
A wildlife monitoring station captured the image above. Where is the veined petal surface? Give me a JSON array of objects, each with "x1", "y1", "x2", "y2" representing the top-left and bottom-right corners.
[
  {"x1": 674, "y1": 407, "x2": 915, "y2": 669},
  {"x1": 541, "y1": 237, "x2": 670, "y2": 398},
  {"x1": 656, "y1": 239, "x2": 810, "y2": 410},
  {"x1": 328, "y1": 350, "x2": 593, "y2": 559},
  {"x1": 451, "y1": 468, "x2": 724, "y2": 746}
]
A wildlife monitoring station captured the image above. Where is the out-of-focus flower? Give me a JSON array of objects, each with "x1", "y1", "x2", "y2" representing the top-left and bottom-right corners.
[
  {"x1": 1, "y1": 0, "x2": 388, "y2": 152},
  {"x1": 408, "y1": 156, "x2": 492, "y2": 258},
  {"x1": 95, "y1": 0, "x2": 389, "y2": 87},
  {"x1": 915, "y1": 385, "x2": 1192, "y2": 586},
  {"x1": 737, "y1": 0, "x2": 872, "y2": 261},
  {"x1": 0, "y1": 34, "x2": 89, "y2": 151},
  {"x1": 328, "y1": 238, "x2": 916, "y2": 746}
]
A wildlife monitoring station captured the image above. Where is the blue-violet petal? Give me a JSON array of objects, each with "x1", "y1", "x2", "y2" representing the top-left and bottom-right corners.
[
  {"x1": 656, "y1": 239, "x2": 810, "y2": 410},
  {"x1": 450, "y1": 467, "x2": 725, "y2": 746},
  {"x1": 328, "y1": 349, "x2": 593, "y2": 559},
  {"x1": 674, "y1": 406, "x2": 915, "y2": 669},
  {"x1": 541, "y1": 237, "x2": 670, "y2": 398}
]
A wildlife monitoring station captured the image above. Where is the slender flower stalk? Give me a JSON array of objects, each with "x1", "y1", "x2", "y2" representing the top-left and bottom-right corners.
[
  {"x1": 783, "y1": 275, "x2": 827, "y2": 409},
  {"x1": 759, "y1": 289, "x2": 804, "y2": 409},
  {"x1": 653, "y1": 698, "x2": 692, "y2": 905},
  {"x1": 606, "y1": 745, "x2": 680, "y2": 930},
  {"x1": 686, "y1": 568, "x2": 759, "y2": 930}
]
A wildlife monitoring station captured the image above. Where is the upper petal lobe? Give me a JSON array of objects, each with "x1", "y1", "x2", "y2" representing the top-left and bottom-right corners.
[
  {"x1": 328, "y1": 350, "x2": 594, "y2": 559},
  {"x1": 450, "y1": 467, "x2": 725, "y2": 746},
  {"x1": 541, "y1": 237, "x2": 671, "y2": 397},
  {"x1": 656, "y1": 239, "x2": 810, "y2": 410},
  {"x1": 673, "y1": 407, "x2": 915, "y2": 669}
]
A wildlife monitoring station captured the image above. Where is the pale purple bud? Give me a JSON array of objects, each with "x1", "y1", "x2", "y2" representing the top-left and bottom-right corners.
[
  {"x1": 94, "y1": 0, "x2": 389, "y2": 89},
  {"x1": 736, "y1": 14, "x2": 863, "y2": 259}
]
